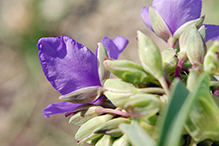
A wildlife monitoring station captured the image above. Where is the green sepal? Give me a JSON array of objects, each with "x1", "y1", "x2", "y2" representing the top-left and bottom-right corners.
[
  {"x1": 96, "y1": 43, "x2": 110, "y2": 84},
  {"x1": 149, "y1": 7, "x2": 171, "y2": 40},
  {"x1": 112, "y1": 134, "x2": 131, "y2": 146},
  {"x1": 138, "y1": 31, "x2": 164, "y2": 79},
  {"x1": 103, "y1": 79, "x2": 138, "y2": 106},
  {"x1": 59, "y1": 86, "x2": 103, "y2": 103},
  {"x1": 104, "y1": 59, "x2": 153, "y2": 86},
  {"x1": 173, "y1": 16, "x2": 205, "y2": 39},
  {"x1": 95, "y1": 135, "x2": 113, "y2": 146}
]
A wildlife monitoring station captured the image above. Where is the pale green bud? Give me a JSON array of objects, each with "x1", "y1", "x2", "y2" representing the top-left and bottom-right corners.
[
  {"x1": 94, "y1": 118, "x2": 131, "y2": 134},
  {"x1": 179, "y1": 25, "x2": 206, "y2": 66},
  {"x1": 123, "y1": 93, "x2": 161, "y2": 118},
  {"x1": 161, "y1": 48, "x2": 178, "y2": 73},
  {"x1": 105, "y1": 128, "x2": 123, "y2": 137},
  {"x1": 173, "y1": 16, "x2": 205, "y2": 39},
  {"x1": 95, "y1": 135, "x2": 113, "y2": 146},
  {"x1": 96, "y1": 43, "x2": 110, "y2": 84},
  {"x1": 198, "y1": 25, "x2": 206, "y2": 41},
  {"x1": 69, "y1": 106, "x2": 102, "y2": 126},
  {"x1": 203, "y1": 42, "x2": 219, "y2": 75},
  {"x1": 104, "y1": 79, "x2": 138, "y2": 106},
  {"x1": 104, "y1": 59, "x2": 153, "y2": 86},
  {"x1": 75, "y1": 114, "x2": 113, "y2": 144},
  {"x1": 149, "y1": 7, "x2": 171, "y2": 40},
  {"x1": 59, "y1": 86, "x2": 103, "y2": 103},
  {"x1": 138, "y1": 31, "x2": 164, "y2": 79}
]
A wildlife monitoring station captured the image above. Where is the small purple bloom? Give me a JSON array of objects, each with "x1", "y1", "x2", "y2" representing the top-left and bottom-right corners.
[
  {"x1": 141, "y1": 0, "x2": 219, "y2": 42},
  {"x1": 37, "y1": 35, "x2": 128, "y2": 117}
]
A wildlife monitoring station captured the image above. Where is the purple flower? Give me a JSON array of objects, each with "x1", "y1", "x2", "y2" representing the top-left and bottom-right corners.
[
  {"x1": 37, "y1": 35, "x2": 128, "y2": 117},
  {"x1": 141, "y1": 0, "x2": 219, "y2": 42}
]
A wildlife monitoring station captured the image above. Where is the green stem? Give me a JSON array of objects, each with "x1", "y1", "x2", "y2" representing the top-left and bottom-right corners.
[
  {"x1": 210, "y1": 81, "x2": 219, "y2": 87},
  {"x1": 158, "y1": 75, "x2": 170, "y2": 97}
]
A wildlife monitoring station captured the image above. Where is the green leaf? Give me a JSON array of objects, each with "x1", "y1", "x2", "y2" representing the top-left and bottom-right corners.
[
  {"x1": 104, "y1": 59, "x2": 152, "y2": 86},
  {"x1": 158, "y1": 78, "x2": 189, "y2": 146},
  {"x1": 119, "y1": 121, "x2": 156, "y2": 146}
]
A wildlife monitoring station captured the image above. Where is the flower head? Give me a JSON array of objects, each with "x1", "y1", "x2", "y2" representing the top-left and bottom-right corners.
[
  {"x1": 37, "y1": 35, "x2": 128, "y2": 117},
  {"x1": 141, "y1": 0, "x2": 219, "y2": 42}
]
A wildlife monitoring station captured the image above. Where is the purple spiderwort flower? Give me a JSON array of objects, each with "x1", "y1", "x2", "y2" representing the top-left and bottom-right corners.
[
  {"x1": 141, "y1": 0, "x2": 219, "y2": 42},
  {"x1": 37, "y1": 35, "x2": 128, "y2": 117}
]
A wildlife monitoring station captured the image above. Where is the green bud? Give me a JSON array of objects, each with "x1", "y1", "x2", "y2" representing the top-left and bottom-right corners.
[
  {"x1": 59, "y1": 86, "x2": 103, "y2": 103},
  {"x1": 95, "y1": 135, "x2": 113, "y2": 146},
  {"x1": 69, "y1": 106, "x2": 102, "y2": 126},
  {"x1": 104, "y1": 59, "x2": 153, "y2": 86},
  {"x1": 75, "y1": 114, "x2": 113, "y2": 144},
  {"x1": 104, "y1": 79, "x2": 138, "y2": 106},
  {"x1": 123, "y1": 93, "x2": 161, "y2": 118},
  {"x1": 179, "y1": 25, "x2": 206, "y2": 66},
  {"x1": 94, "y1": 118, "x2": 131, "y2": 134},
  {"x1": 173, "y1": 16, "x2": 205, "y2": 39},
  {"x1": 203, "y1": 42, "x2": 219, "y2": 75},
  {"x1": 96, "y1": 43, "x2": 110, "y2": 84},
  {"x1": 138, "y1": 31, "x2": 164, "y2": 79},
  {"x1": 187, "y1": 68, "x2": 201, "y2": 92},
  {"x1": 161, "y1": 48, "x2": 178, "y2": 73},
  {"x1": 149, "y1": 7, "x2": 171, "y2": 40},
  {"x1": 112, "y1": 134, "x2": 130, "y2": 146}
]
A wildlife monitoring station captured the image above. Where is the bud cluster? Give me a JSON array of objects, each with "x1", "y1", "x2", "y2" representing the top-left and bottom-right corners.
[{"x1": 38, "y1": 0, "x2": 219, "y2": 146}]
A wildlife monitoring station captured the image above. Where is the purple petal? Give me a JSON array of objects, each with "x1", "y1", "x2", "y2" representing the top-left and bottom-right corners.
[
  {"x1": 43, "y1": 101, "x2": 82, "y2": 118},
  {"x1": 38, "y1": 36, "x2": 101, "y2": 95},
  {"x1": 141, "y1": 7, "x2": 154, "y2": 31},
  {"x1": 204, "y1": 24, "x2": 219, "y2": 42},
  {"x1": 43, "y1": 96, "x2": 103, "y2": 118},
  {"x1": 152, "y1": 0, "x2": 202, "y2": 34},
  {"x1": 101, "y1": 36, "x2": 129, "y2": 59}
]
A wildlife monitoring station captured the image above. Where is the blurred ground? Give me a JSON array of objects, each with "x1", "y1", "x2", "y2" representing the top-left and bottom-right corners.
[{"x1": 0, "y1": 0, "x2": 218, "y2": 146}]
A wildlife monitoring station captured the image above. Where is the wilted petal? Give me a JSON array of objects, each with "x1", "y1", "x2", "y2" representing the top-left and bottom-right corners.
[
  {"x1": 204, "y1": 24, "x2": 219, "y2": 42},
  {"x1": 101, "y1": 36, "x2": 129, "y2": 59},
  {"x1": 38, "y1": 36, "x2": 101, "y2": 95},
  {"x1": 152, "y1": 0, "x2": 202, "y2": 34},
  {"x1": 141, "y1": 7, "x2": 153, "y2": 31},
  {"x1": 43, "y1": 101, "x2": 82, "y2": 118}
]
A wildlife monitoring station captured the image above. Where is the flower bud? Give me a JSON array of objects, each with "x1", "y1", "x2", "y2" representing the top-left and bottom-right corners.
[
  {"x1": 149, "y1": 7, "x2": 171, "y2": 40},
  {"x1": 94, "y1": 118, "x2": 131, "y2": 134},
  {"x1": 198, "y1": 25, "x2": 206, "y2": 41},
  {"x1": 96, "y1": 43, "x2": 110, "y2": 84},
  {"x1": 75, "y1": 114, "x2": 113, "y2": 144},
  {"x1": 123, "y1": 93, "x2": 161, "y2": 118},
  {"x1": 104, "y1": 79, "x2": 138, "y2": 106},
  {"x1": 59, "y1": 86, "x2": 103, "y2": 104},
  {"x1": 203, "y1": 41, "x2": 219, "y2": 75},
  {"x1": 104, "y1": 59, "x2": 153, "y2": 86},
  {"x1": 179, "y1": 25, "x2": 206, "y2": 66},
  {"x1": 95, "y1": 135, "x2": 113, "y2": 146},
  {"x1": 138, "y1": 31, "x2": 164, "y2": 79},
  {"x1": 173, "y1": 16, "x2": 205, "y2": 39},
  {"x1": 161, "y1": 48, "x2": 178, "y2": 73},
  {"x1": 69, "y1": 106, "x2": 102, "y2": 126}
]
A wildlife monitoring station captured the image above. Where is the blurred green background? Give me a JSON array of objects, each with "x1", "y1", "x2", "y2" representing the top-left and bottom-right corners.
[{"x1": 0, "y1": 0, "x2": 218, "y2": 146}]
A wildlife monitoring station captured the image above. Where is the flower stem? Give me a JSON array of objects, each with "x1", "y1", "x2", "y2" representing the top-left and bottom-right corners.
[
  {"x1": 157, "y1": 75, "x2": 170, "y2": 97},
  {"x1": 137, "y1": 87, "x2": 165, "y2": 94}
]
